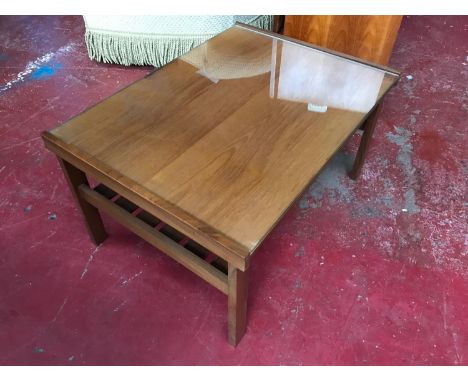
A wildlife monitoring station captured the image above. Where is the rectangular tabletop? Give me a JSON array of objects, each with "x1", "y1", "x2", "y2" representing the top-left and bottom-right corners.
[{"x1": 43, "y1": 24, "x2": 399, "y2": 263}]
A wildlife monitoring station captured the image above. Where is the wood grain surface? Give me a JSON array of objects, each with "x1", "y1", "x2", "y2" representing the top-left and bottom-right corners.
[
  {"x1": 284, "y1": 16, "x2": 403, "y2": 65},
  {"x1": 42, "y1": 25, "x2": 399, "y2": 267}
]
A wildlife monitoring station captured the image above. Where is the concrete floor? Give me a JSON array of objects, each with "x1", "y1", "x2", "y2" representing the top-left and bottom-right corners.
[{"x1": 0, "y1": 16, "x2": 467, "y2": 365}]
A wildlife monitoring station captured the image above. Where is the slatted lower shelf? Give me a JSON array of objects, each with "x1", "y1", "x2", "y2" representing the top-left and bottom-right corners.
[{"x1": 78, "y1": 183, "x2": 229, "y2": 294}]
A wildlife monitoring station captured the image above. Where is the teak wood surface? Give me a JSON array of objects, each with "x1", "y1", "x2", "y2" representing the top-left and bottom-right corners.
[
  {"x1": 42, "y1": 24, "x2": 400, "y2": 345},
  {"x1": 284, "y1": 16, "x2": 403, "y2": 65}
]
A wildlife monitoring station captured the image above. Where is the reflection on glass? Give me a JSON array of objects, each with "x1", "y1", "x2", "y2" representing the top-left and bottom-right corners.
[
  {"x1": 272, "y1": 43, "x2": 385, "y2": 113},
  {"x1": 181, "y1": 37, "x2": 271, "y2": 82},
  {"x1": 182, "y1": 26, "x2": 388, "y2": 113}
]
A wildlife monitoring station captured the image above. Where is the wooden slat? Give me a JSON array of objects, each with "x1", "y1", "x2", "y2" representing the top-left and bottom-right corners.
[
  {"x1": 211, "y1": 257, "x2": 228, "y2": 275},
  {"x1": 185, "y1": 240, "x2": 210, "y2": 259},
  {"x1": 114, "y1": 196, "x2": 138, "y2": 213},
  {"x1": 136, "y1": 210, "x2": 160, "y2": 227},
  {"x1": 160, "y1": 225, "x2": 184, "y2": 242},
  {"x1": 184, "y1": 240, "x2": 230, "y2": 275},
  {"x1": 94, "y1": 183, "x2": 117, "y2": 199},
  {"x1": 78, "y1": 184, "x2": 228, "y2": 294}
]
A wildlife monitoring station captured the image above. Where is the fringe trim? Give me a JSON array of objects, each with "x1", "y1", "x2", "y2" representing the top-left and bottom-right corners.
[{"x1": 85, "y1": 15, "x2": 273, "y2": 67}]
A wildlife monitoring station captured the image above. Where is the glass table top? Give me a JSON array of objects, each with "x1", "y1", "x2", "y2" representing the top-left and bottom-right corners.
[
  {"x1": 48, "y1": 24, "x2": 400, "y2": 257},
  {"x1": 181, "y1": 24, "x2": 398, "y2": 113}
]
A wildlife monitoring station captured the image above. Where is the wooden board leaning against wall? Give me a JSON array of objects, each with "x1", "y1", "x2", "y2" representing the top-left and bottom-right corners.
[{"x1": 284, "y1": 16, "x2": 403, "y2": 65}]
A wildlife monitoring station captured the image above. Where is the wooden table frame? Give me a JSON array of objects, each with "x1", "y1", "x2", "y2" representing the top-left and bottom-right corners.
[
  {"x1": 42, "y1": 100, "x2": 382, "y2": 346},
  {"x1": 42, "y1": 23, "x2": 400, "y2": 346}
]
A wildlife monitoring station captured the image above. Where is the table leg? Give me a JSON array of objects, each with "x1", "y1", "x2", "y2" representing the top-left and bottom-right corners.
[
  {"x1": 57, "y1": 157, "x2": 108, "y2": 245},
  {"x1": 228, "y1": 264, "x2": 249, "y2": 346},
  {"x1": 349, "y1": 104, "x2": 382, "y2": 180}
]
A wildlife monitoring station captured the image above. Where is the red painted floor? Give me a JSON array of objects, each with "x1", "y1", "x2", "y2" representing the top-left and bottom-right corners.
[{"x1": 0, "y1": 16, "x2": 467, "y2": 365}]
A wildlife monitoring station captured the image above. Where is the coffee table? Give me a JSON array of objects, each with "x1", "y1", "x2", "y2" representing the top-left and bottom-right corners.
[{"x1": 42, "y1": 23, "x2": 400, "y2": 346}]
